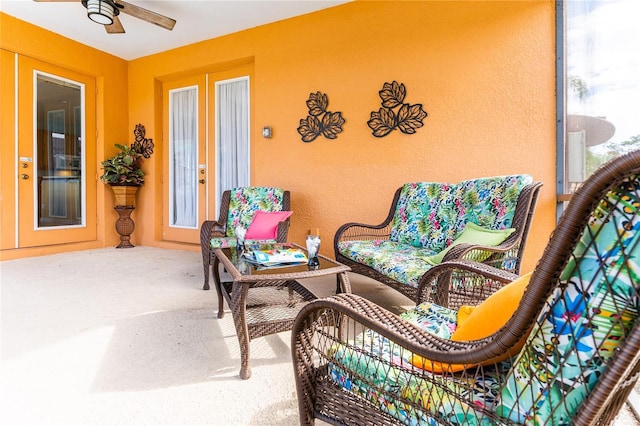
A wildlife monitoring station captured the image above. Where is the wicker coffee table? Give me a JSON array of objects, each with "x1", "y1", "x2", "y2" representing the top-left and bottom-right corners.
[{"x1": 211, "y1": 243, "x2": 351, "y2": 379}]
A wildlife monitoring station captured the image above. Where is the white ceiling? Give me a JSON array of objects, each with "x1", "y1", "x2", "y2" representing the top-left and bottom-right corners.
[{"x1": 0, "y1": 0, "x2": 350, "y2": 60}]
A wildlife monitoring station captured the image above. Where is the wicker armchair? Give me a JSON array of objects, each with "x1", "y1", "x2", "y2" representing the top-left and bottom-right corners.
[
  {"x1": 334, "y1": 176, "x2": 542, "y2": 302},
  {"x1": 293, "y1": 150, "x2": 640, "y2": 425},
  {"x1": 199, "y1": 187, "x2": 290, "y2": 292}
]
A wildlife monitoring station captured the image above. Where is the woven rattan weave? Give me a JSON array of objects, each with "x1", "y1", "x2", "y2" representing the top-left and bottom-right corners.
[{"x1": 293, "y1": 150, "x2": 640, "y2": 425}]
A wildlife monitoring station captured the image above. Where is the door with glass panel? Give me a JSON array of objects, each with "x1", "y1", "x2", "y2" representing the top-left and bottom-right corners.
[
  {"x1": 163, "y1": 69, "x2": 251, "y2": 245},
  {"x1": 162, "y1": 77, "x2": 207, "y2": 243},
  {"x1": 17, "y1": 56, "x2": 97, "y2": 247}
]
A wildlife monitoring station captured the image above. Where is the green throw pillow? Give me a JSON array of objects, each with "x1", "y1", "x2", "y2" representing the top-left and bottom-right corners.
[{"x1": 425, "y1": 222, "x2": 515, "y2": 265}]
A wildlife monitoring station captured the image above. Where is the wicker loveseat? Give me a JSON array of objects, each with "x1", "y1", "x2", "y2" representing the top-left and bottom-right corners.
[
  {"x1": 334, "y1": 175, "x2": 542, "y2": 301},
  {"x1": 293, "y1": 150, "x2": 640, "y2": 425}
]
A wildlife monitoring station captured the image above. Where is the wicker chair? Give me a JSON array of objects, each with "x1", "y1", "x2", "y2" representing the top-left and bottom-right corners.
[
  {"x1": 334, "y1": 177, "x2": 542, "y2": 302},
  {"x1": 292, "y1": 150, "x2": 640, "y2": 425},
  {"x1": 199, "y1": 187, "x2": 290, "y2": 292}
]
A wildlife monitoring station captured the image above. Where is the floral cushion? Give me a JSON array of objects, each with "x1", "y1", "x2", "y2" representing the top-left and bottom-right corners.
[
  {"x1": 327, "y1": 302, "x2": 502, "y2": 425},
  {"x1": 225, "y1": 187, "x2": 286, "y2": 238},
  {"x1": 390, "y1": 182, "x2": 457, "y2": 252},
  {"x1": 401, "y1": 302, "x2": 458, "y2": 340},
  {"x1": 496, "y1": 178, "x2": 640, "y2": 424},
  {"x1": 336, "y1": 240, "x2": 438, "y2": 288},
  {"x1": 388, "y1": 176, "x2": 531, "y2": 255},
  {"x1": 452, "y1": 175, "x2": 533, "y2": 235},
  {"x1": 210, "y1": 237, "x2": 276, "y2": 249}
]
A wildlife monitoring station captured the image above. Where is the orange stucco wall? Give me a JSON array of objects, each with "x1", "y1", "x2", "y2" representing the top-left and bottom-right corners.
[
  {"x1": 1, "y1": 1, "x2": 556, "y2": 273},
  {"x1": 129, "y1": 0, "x2": 556, "y2": 272}
]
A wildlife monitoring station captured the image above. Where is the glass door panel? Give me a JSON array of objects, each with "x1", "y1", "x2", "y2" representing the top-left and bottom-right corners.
[
  {"x1": 207, "y1": 64, "x2": 253, "y2": 218},
  {"x1": 162, "y1": 76, "x2": 206, "y2": 244},
  {"x1": 214, "y1": 76, "x2": 250, "y2": 209},
  {"x1": 37, "y1": 74, "x2": 83, "y2": 227}
]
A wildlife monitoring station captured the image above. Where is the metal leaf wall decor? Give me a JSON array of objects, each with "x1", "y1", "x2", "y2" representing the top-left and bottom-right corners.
[
  {"x1": 367, "y1": 81, "x2": 428, "y2": 137},
  {"x1": 297, "y1": 92, "x2": 345, "y2": 142},
  {"x1": 130, "y1": 124, "x2": 154, "y2": 158}
]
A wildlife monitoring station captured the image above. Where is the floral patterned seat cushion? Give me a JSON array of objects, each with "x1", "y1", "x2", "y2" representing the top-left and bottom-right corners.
[
  {"x1": 495, "y1": 178, "x2": 640, "y2": 424},
  {"x1": 336, "y1": 240, "x2": 438, "y2": 288},
  {"x1": 209, "y1": 187, "x2": 285, "y2": 248},
  {"x1": 210, "y1": 237, "x2": 277, "y2": 249},
  {"x1": 327, "y1": 302, "x2": 502, "y2": 425}
]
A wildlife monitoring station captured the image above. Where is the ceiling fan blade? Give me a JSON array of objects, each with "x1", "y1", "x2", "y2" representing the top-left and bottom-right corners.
[
  {"x1": 117, "y1": 0, "x2": 176, "y2": 31},
  {"x1": 105, "y1": 15, "x2": 125, "y2": 33}
]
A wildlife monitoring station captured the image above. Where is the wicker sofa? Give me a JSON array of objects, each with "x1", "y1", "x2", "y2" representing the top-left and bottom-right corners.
[
  {"x1": 334, "y1": 175, "x2": 542, "y2": 302},
  {"x1": 293, "y1": 150, "x2": 640, "y2": 425}
]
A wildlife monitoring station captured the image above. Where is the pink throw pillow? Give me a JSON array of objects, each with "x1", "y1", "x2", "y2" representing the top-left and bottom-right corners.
[{"x1": 245, "y1": 211, "x2": 293, "y2": 240}]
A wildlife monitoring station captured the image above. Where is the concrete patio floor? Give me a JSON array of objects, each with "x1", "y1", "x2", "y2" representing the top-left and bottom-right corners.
[{"x1": 1, "y1": 246, "x2": 638, "y2": 425}]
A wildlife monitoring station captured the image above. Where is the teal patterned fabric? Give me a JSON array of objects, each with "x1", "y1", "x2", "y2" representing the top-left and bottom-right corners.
[
  {"x1": 390, "y1": 182, "x2": 456, "y2": 252},
  {"x1": 453, "y1": 175, "x2": 533, "y2": 235},
  {"x1": 402, "y1": 302, "x2": 459, "y2": 340},
  {"x1": 495, "y1": 178, "x2": 640, "y2": 424},
  {"x1": 210, "y1": 187, "x2": 285, "y2": 248},
  {"x1": 340, "y1": 176, "x2": 532, "y2": 287},
  {"x1": 327, "y1": 302, "x2": 502, "y2": 425},
  {"x1": 388, "y1": 176, "x2": 530, "y2": 253},
  {"x1": 336, "y1": 240, "x2": 437, "y2": 288},
  {"x1": 210, "y1": 237, "x2": 276, "y2": 249}
]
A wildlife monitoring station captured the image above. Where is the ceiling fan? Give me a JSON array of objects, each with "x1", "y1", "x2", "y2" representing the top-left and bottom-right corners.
[{"x1": 33, "y1": 0, "x2": 176, "y2": 34}]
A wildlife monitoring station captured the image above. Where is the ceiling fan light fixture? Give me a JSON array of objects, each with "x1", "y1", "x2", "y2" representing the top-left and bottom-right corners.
[{"x1": 84, "y1": 0, "x2": 117, "y2": 26}]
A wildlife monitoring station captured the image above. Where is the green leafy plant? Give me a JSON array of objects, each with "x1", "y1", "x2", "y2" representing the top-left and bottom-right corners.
[
  {"x1": 100, "y1": 124, "x2": 154, "y2": 186},
  {"x1": 100, "y1": 143, "x2": 145, "y2": 186}
]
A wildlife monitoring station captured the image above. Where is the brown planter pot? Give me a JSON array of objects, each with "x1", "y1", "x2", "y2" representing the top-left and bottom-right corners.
[{"x1": 110, "y1": 185, "x2": 139, "y2": 207}]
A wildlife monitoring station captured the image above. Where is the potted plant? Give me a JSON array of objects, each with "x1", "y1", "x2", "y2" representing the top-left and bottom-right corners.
[
  {"x1": 100, "y1": 143, "x2": 145, "y2": 186},
  {"x1": 100, "y1": 124, "x2": 154, "y2": 207}
]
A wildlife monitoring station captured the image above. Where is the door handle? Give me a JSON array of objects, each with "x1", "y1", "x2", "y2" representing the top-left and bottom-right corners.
[
  {"x1": 198, "y1": 179, "x2": 205, "y2": 184},
  {"x1": 21, "y1": 174, "x2": 30, "y2": 180}
]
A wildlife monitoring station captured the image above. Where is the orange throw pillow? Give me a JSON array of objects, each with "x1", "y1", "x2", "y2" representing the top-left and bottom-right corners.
[{"x1": 410, "y1": 272, "x2": 532, "y2": 373}]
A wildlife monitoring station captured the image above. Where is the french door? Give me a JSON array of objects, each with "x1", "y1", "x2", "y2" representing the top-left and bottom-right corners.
[
  {"x1": 162, "y1": 67, "x2": 251, "y2": 245},
  {"x1": 16, "y1": 56, "x2": 97, "y2": 247}
]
